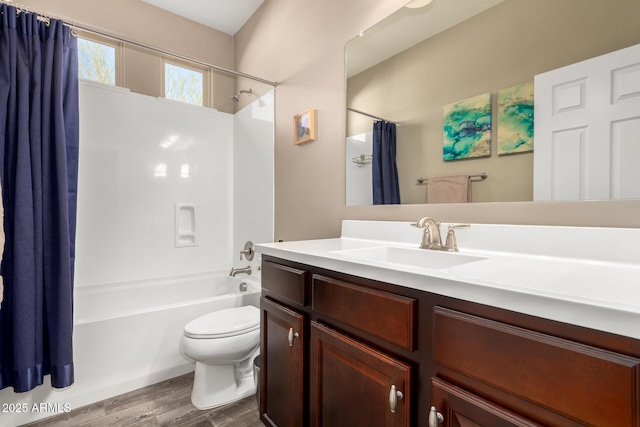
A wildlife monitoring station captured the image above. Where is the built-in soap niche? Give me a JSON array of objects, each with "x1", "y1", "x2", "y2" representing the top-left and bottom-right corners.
[{"x1": 175, "y1": 203, "x2": 197, "y2": 247}]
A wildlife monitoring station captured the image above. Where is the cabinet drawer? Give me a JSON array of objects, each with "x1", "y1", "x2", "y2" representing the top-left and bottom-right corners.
[
  {"x1": 262, "y1": 260, "x2": 309, "y2": 306},
  {"x1": 433, "y1": 307, "x2": 640, "y2": 427},
  {"x1": 312, "y1": 275, "x2": 416, "y2": 351}
]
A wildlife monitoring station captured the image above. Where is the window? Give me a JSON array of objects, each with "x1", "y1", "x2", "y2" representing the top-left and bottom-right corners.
[
  {"x1": 77, "y1": 33, "x2": 209, "y2": 107},
  {"x1": 77, "y1": 37, "x2": 117, "y2": 85},
  {"x1": 164, "y1": 62, "x2": 205, "y2": 106}
]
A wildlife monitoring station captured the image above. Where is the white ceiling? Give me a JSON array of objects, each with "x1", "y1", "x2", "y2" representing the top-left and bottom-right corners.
[{"x1": 142, "y1": 0, "x2": 265, "y2": 35}]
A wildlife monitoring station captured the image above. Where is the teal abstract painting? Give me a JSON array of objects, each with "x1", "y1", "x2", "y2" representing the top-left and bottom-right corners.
[
  {"x1": 443, "y1": 93, "x2": 492, "y2": 161},
  {"x1": 497, "y1": 81, "x2": 534, "y2": 155}
]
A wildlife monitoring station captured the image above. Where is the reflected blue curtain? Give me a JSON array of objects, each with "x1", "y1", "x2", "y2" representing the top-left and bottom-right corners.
[
  {"x1": 372, "y1": 120, "x2": 400, "y2": 205},
  {"x1": 0, "y1": 5, "x2": 79, "y2": 392}
]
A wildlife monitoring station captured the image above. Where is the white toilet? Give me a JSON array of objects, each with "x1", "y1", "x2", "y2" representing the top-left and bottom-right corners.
[{"x1": 181, "y1": 305, "x2": 261, "y2": 409}]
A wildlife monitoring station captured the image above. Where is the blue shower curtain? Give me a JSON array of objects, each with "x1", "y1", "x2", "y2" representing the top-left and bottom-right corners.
[
  {"x1": 0, "y1": 5, "x2": 79, "y2": 392},
  {"x1": 372, "y1": 120, "x2": 400, "y2": 204}
]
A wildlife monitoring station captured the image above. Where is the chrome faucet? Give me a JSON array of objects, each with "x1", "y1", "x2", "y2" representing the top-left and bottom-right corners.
[
  {"x1": 414, "y1": 217, "x2": 470, "y2": 252},
  {"x1": 229, "y1": 266, "x2": 252, "y2": 277}
]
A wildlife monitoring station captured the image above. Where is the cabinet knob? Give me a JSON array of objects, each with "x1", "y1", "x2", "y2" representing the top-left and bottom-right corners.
[
  {"x1": 429, "y1": 406, "x2": 444, "y2": 426},
  {"x1": 389, "y1": 385, "x2": 404, "y2": 413},
  {"x1": 288, "y1": 328, "x2": 299, "y2": 347}
]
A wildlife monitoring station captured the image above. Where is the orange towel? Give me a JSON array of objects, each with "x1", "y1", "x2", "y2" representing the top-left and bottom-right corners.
[{"x1": 427, "y1": 175, "x2": 471, "y2": 203}]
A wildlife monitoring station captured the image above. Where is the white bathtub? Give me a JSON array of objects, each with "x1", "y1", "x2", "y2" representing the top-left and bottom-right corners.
[
  {"x1": 73, "y1": 272, "x2": 261, "y2": 397},
  {"x1": 74, "y1": 272, "x2": 260, "y2": 324},
  {"x1": 1, "y1": 271, "x2": 260, "y2": 427}
]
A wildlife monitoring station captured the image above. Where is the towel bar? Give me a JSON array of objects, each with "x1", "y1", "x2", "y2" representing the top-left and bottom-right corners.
[{"x1": 416, "y1": 173, "x2": 487, "y2": 185}]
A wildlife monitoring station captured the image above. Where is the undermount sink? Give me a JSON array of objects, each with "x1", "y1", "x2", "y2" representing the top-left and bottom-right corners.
[{"x1": 332, "y1": 246, "x2": 487, "y2": 270}]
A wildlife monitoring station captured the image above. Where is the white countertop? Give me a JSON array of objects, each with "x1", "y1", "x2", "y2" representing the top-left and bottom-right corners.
[{"x1": 256, "y1": 220, "x2": 640, "y2": 340}]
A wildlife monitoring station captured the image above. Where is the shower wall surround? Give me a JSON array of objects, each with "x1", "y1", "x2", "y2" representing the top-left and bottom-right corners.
[
  {"x1": 75, "y1": 81, "x2": 234, "y2": 286},
  {"x1": 233, "y1": 92, "x2": 275, "y2": 275}
]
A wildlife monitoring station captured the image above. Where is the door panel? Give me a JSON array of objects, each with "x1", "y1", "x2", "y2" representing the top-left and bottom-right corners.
[
  {"x1": 261, "y1": 297, "x2": 305, "y2": 427},
  {"x1": 534, "y1": 42, "x2": 640, "y2": 200},
  {"x1": 310, "y1": 321, "x2": 411, "y2": 427}
]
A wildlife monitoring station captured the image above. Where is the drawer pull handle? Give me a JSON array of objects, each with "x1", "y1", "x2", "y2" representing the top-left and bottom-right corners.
[
  {"x1": 389, "y1": 385, "x2": 404, "y2": 413},
  {"x1": 429, "y1": 406, "x2": 444, "y2": 426},
  {"x1": 288, "y1": 328, "x2": 299, "y2": 347}
]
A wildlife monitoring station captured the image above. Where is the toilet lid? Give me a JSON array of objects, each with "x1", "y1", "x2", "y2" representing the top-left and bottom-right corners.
[{"x1": 184, "y1": 306, "x2": 260, "y2": 339}]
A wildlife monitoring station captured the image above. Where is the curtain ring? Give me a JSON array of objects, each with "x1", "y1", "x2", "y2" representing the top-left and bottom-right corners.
[{"x1": 37, "y1": 15, "x2": 50, "y2": 26}]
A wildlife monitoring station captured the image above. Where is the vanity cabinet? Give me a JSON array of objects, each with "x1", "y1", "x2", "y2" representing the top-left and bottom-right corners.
[
  {"x1": 260, "y1": 255, "x2": 640, "y2": 427},
  {"x1": 260, "y1": 258, "x2": 417, "y2": 427}
]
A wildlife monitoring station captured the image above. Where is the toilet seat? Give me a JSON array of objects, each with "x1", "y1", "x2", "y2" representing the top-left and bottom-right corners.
[{"x1": 184, "y1": 306, "x2": 260, "y2": 339}]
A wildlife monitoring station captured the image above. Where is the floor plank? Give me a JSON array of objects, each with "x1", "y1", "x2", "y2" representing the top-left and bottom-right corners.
[{"x1": 22, "y1": 373, "x2": 263, "y2": 427}]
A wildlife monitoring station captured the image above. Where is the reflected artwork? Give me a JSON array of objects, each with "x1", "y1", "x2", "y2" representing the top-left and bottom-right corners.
[
  {"x1": 497, "y1": 81, "x2": 534, "y2": 155},
  {"x1": 443, "y1": 93, "x2": 492, "y2": 161}
]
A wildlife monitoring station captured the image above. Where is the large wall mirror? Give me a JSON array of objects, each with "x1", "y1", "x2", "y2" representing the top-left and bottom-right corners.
[{"x1": 346, "y1": 0, "x2": 640, "y2": 206}]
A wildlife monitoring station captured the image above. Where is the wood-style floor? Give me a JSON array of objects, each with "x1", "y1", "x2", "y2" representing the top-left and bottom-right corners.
[{"x1": 22, "y1": 373, "x2": 264, "y2": 427}]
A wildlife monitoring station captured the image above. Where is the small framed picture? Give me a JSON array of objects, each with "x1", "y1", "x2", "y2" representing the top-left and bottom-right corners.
[{"x1": 293, "y1": 109, "x2": 317, "y2": 144}]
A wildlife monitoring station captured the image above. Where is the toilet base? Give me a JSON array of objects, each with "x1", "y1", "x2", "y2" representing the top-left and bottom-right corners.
[{"x1": 190, "y1": 351, "x2": 259, "y2": 410}]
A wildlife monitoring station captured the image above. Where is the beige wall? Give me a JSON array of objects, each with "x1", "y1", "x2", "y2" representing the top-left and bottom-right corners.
[
  {"x1": 234, "y1": 0, "x2": 409, "y2": 241},
  {"x1": 19, "y1": 0, "x2": 237, "y2": 113},
  {"x1": 236, "y1": 0, "x2": 640, "y2": 240}
]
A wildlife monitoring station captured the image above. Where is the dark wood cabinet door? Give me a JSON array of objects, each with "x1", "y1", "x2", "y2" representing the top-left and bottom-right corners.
[
  {"x1": 260, "y1": 297, "x2": 306, "y2": 427},
  {"x1": 431, "y1": 377, "x2": 540, "y2": 427},
  {"x1": 310, "y1": 321, "x2": 412, "y2": 427}
]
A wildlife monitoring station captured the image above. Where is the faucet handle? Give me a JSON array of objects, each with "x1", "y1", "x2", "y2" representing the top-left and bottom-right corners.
[
  {"x1": 240, "y1": 241, "x2": 254, "y2": 261},
  {"x1": 445, "y1": 224, "x2": 470, "y2": 252},
  {"x1": 410, "y1": 222, "x2": 440, "y2": 227},
  {"x1": 448, "y1": 224, "x2": 470, "y2": 230}
]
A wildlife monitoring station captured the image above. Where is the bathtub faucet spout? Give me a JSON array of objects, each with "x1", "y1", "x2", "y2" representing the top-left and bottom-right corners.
[{"x1": 229, "y1": 266, "x2": 252, "y2": 277}]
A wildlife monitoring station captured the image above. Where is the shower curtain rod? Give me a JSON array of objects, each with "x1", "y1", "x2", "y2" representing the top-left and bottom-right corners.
[
  {"x1": 0, "y1": 0, "x2": 279, "y2": 87},
  {"x1": 347, "y1": 107, "x2": 398, "y2": 125}
]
